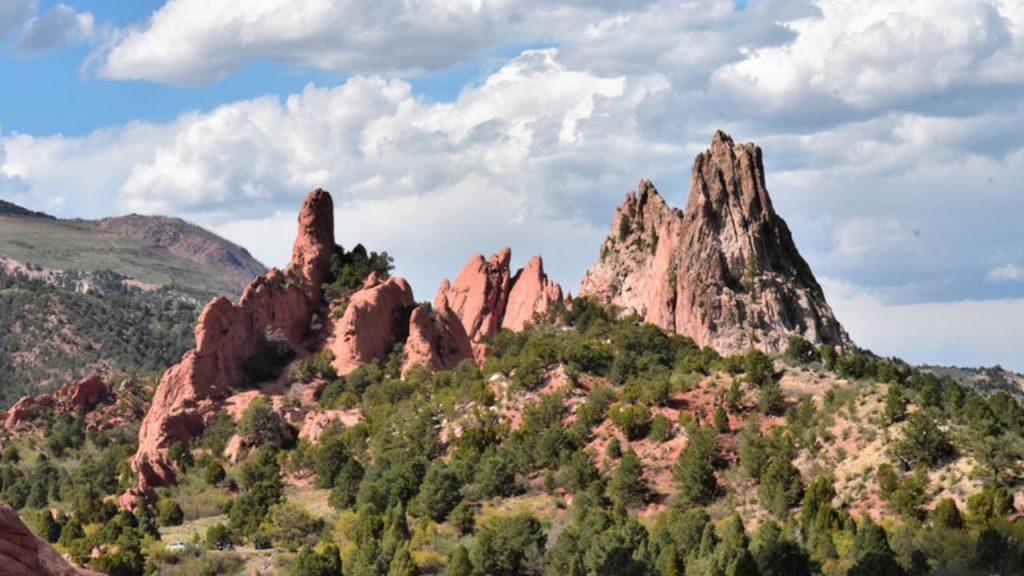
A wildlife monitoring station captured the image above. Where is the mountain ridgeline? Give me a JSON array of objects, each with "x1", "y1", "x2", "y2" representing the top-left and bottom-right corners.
[{"x1": 3, "y1": 133, "x2": 1023, "y2": 576}]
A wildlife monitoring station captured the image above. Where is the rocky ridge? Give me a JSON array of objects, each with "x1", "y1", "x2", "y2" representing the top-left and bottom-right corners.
[
  {"x1": 580, "y1": 131, "x2": 849, "y2": 354},
  {"x1": 121, "y1": 189, "x2": 565, "y2": 505},
  {"x1": 0, "y1": 504, "x2": 100, "y2": 575}
]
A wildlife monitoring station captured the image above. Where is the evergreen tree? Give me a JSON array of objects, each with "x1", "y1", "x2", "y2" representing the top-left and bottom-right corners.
[
  {"x1": 675, "y1": 426, "x2": 717, "y2": 505},
  {"x1": 758, "y1": 457, "x2": 803, "y2": 518},
  {"x1": 608, "y1": 449, "x2": 647, "y2": 510},
  {"x1": 447, "y1": 545, "x2": 473, "y2": 576}
]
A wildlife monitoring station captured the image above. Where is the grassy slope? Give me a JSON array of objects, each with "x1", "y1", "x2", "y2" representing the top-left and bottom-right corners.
[{"x1": 0, "y1": 215, "x2": 245, "y2": 297}]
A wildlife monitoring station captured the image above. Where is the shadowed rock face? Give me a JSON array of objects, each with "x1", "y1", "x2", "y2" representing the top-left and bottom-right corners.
[
  {"x1": 503, "y1": 256, "x2": 563, "y2": 331},
  {"x1": 402, "y1": 292, "x2": 475, "y2": 376},
  {"x1": 580, "y1": 131, "x2": 850, "y2": 355},
  {"x1": 123, "y1": 189, "x2": 335, "y2": 508},
  {"x1": 0, "y1": 504, "x2": 101, "y2": 575}
]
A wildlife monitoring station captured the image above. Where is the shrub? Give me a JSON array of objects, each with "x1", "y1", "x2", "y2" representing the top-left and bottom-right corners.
[
  {"x1": 610, "y1": 403, "x2": 651, "y2": 441},
  {"x1": 156, "y1": 498, "x2": 184, "y2": 527},
  {"x1": 649, "y1": 414, "x2": 674, "y2": 442}
]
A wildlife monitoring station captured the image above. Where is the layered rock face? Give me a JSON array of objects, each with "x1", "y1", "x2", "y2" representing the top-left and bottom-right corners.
[
  {"x1": 580, "y1": 131, "x2": 849, "y2": 355},
  {"x1": 123, "y1": 189, "x2": 335, "y2": 507},
  {"x1": 0, "y1": 504, "x2": 100, "y2": 575},
  {"x1": 330, "y1": 274, "x2": 416, "y2": 376}
]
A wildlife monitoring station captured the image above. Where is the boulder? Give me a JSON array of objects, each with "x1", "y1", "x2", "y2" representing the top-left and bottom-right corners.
[
  {"x1": 402, "y1": 294, "x2": 474, "y2": 376},
  {"x1": 329, "y1": 275, "x2": 415, "y2": 376},
  {"x1": 57, "y1": 375, "x2": 107, "y2": 412}
]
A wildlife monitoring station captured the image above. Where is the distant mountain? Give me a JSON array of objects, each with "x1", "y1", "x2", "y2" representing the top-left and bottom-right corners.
[
  {"x1": 0, "y1": 200, "x2": 265, "y2": 297},
  {"x1": 0, "y1": 199, "x2": 267, "y2": 407}
]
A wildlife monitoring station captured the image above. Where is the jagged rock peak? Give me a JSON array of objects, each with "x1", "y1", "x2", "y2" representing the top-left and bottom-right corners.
[
  {"x1": 503, "y1": 255, "x2": 564, "y2": 331},
  {"x1": 579, "y1": 131, "x2": 850, "y2": 355},
  {"x1": 290, "y1": 188, "x2": 335, "y2": 289},
  {"x1": 437, "y1": 248, "x2": 514, "y2": 343}
]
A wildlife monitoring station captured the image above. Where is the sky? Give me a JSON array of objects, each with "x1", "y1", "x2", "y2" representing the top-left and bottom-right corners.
[{"x1": 0, "y1": 0, "x2": 1022, "y2": 371}]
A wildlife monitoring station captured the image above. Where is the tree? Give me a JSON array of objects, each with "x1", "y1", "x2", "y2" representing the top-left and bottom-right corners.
[
  {"x1": 238, "y1": 396, "x2": 284, "y2": 448},
  {"x1": 743, "y1": 349, "x2": 774, "y2": 387},
  {"x1": 893, "y1": 412, "x2": 953, "y2": 468},
  {"x1": 607, "y1": 449, "x2": 647, "y2": 510},
  {"x1": 758, "y1": 380, "x2": 784, "y2": 415},
  {"x1": 314, "y1": 435, "x2": 351, "y2": 489},
  {"x1": 388, "y1": 544, "x2": 419, "y2": 576},
  {"x1": 470, "y1": 514, "x2": 546, "y2": 576},
  {"x1": 674, "y1": 426, "x2": 718, "y2": 505},
  {"x1": 758, "y1": 457, "x2": 804, "y2": 518},
  {"x1": 610, "y1": 404, "x2": 651, "y2": 441},
  {"x1": 932, "y1": 498, "x2": 963, "y2": 530},
  {"x1": 205, "y1": 460, "x2": 226, "y2": 485},
  {"x1": 883, "y1": 387, "x2": 907, "y2": 424},
  {"x1": 713, "y1": 406, "x2": 729, "y2": 433},
  {"x1": 328, "y1": 458, "x2": 364, "y2": 510},
  {"x1": 36, "y1": 511, "x2": 61, "y2": 543},
  {"x1": 752, "y1": 521, "x2": 813, "y2": 576},
  {"x1": 448, "y1": 502, "x2": 475, "y2": 536},
  {"x1": 206, "y1": 522, "x2": 235, "y2": 549},
  {"x1": 410, "y1": 462, "x2": 462, "y2": 522},
  {"x1": 967, "y1": 485, "x2": 1013, "y2": 523},
  {"x1": 447, "y1": 545, "x2": 473, "y2": 576},
  {"x1": 156, "y1": 498, "x2": 184, "y2": 526},
  {"x1": 783, "y1": 337, "x2": 817, "y2": 365},
  {"x1": 292, "y1": 544, "x2": 344, "y2": 576}
]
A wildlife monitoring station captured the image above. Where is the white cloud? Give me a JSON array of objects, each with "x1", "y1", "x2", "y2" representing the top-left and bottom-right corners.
[
  {"x1": 824, "y1": 279, "x2": 1024, "y2": 372},
  {"x1": 14, "y1": 3, "x2": 94, "y2": 57},
  {"x1": 989, "y1": 264, "x2": 1024, "y2": 283},
  {"x1": 0, "y1": 0, "x2": 34, "y2": 40}
]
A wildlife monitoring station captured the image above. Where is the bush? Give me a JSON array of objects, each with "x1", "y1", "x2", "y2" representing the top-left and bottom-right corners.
[
  {"x1": 783, "y1": 337, "x2": 817, "y2": 365},
  {"x1": 238, "y1": 396, "x2": 285, "y2": 448},
  {"x1": 610, "y1": 403, "x2": 651, "y2": 441},
  {"x1": 206, "y1": 523, "x2": 235, "y2": 550},
  {"x1": 157, "y1": 498, "x2": 184, "y2": 527},
  {"x1": 649, "y1": 414, "x2": 674, "y2": 442}
]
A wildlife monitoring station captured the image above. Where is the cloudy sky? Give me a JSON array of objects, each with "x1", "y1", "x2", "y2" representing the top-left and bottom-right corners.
[{"x1": 0, "y1": 0, "x2": 1022, "y2": 370}]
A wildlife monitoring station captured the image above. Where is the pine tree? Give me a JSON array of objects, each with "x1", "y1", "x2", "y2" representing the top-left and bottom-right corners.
[{"x1": 675, "y1": 426, "x2": 718, "y2": 505}]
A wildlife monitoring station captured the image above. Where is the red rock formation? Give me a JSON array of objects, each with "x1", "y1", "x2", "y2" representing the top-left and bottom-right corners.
[
  {"x1": 299, "y1": 409, "x2": 363, "y2": 443},
  {"x1": 502, "y1": 256, "x2": 564, "y2": 331},
  {"x1": 291, "y1": 188, "x2": 335, "y2": 292},
  {"x1": 437, "y1": 248, "x2": 513, "y2": 342},
  {"x1": 436, "y1": 249, "x2": 564, "y2": 346},
  {"x1": 330, "y1": 275, "x2": 415, "y2": 376},
  {"x1": 57, "y1": 375, "x2": 107, "y2": 412},
  {"x1": 580, "y1": 131, "x2": 849, "y2": 355},
  {"x1": 0, "y1": 504, "x2": 101, "y2": 575},
  {"x1": 123, "y1": 189, "x2": 335, "y2": 506},
  {"x1": 402, "y1": 293, "x2": 475, "y2": 376}
]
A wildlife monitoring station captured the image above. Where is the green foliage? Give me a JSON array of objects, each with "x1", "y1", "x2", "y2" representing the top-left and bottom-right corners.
[
  {"x1": 783, "y1": 336, "x2": 817, "y2": 365},
  {"x1": 410, "y1": 462, "x2": 461, "y2": 522},
  {"x1": 238, "y1": 395, "x2": 285, "y2": 448},
  {"x1": 205, "y1": 522, "x2": 235, "y2": 550},
  {"x1": 967, "y1": 485, "x2": 1013, "y2": 523},
  {"x1": 157, "y1": 498, "x2": 184, "y2": 526},
  {"x1": 263, "y1": 501, "x2": 324, "y2": 548},
  {"x1": 608, "y1": 449, "x2": 648, "y2": 510},
  {"x1": 204, "y1": 460, "x2": 226, "y2": 485},
  {"x1": 758, "y1": 457, "x2": 804, "y2": 518},
  {"x1": 884, "y1": 386, "x2": 907, "y2": 424},
  {"x1": 243, "y1": 328, "x2": 296, "y2": 384},
  {"x1": 892, "y1": 411, "x2": 953, "y2": 468},
  {"x1": 649, "y1": 414, "x2": 674, "y2": 443},
  {"x1": 758, "y1": 380, "x2": 784, "y2": 415},
  {"x1": 932, "y1": 498, "x2": 964, "y2": 529},
  {"x1": 674, "y1": 426, "x2": 718, "y2": 505},
  {"x1": 610, "y1": 403, "x2": 651, "y2": 441},
  {"x1": 291, "y1": 544, "x2": 344, "y2": 576},
  {"x1": 323, "y1": 243, "x2": 395, "y2": 305},
  {"x1": 743, "y1": 349, "x2": 774, "y2": 387},
  {"x1": 447, "y1": 545, "x2": 473, "y2": 576},
  {"x1": 448, "y1": 502, "x2": 475, "y2": 536},
  {"x1": 470, "y1": 513, "x2": 546, "y2": 576}
]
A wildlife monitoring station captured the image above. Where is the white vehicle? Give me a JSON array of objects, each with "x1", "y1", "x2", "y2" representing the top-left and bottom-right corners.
[{"x1": 166, "y1": 542, "x2": 188, "y2": 552}]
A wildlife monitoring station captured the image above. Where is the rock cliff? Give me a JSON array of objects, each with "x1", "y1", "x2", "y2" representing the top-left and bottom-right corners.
[
  {"x1": 122, "y1": 189, "x2": 335, "y2": 507},
  {"x1": 580, "y1": 131, "x2": 849, "y2": 355},
  {"x1": 0, "y1": 504, "x2": 100, "y2": 575},
  {"x1": 329, "y1": 273, "x2": 416, "y2": 376}
]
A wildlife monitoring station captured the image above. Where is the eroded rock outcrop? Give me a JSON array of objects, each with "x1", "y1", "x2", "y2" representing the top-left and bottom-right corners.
[
  {"x1": 580, "y1": 131, "x2": 849, "y2": 355},
  {"x1": 0, "y1": 504, "x2": 100, "y2": 575},
  {"x1": 401, "y1": 293, "x2": 475, "y2": 376},
  {"x1": 123, "y1": 189, "x2": 335, "y2": 507},
  {"x1": 502, "y1": 256, "x2": 564, "y2": 331},
  {"x1": 330, "y1": 274, "x2": 416, "y2": 376},
  {"x1": 436, "y1": 249, "x2": 564, "y2": 347},
  {"x1": 57, "y1": 375, "x2": 107, "y2": 412},
  {"x1": 437, "y1": 249, "x2": 513, "y2": 342}
]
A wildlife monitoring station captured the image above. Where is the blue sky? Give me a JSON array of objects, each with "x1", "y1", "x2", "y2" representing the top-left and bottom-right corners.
[{"x1": 1, "y1": 0, "x2": 1022, "y2": 370}]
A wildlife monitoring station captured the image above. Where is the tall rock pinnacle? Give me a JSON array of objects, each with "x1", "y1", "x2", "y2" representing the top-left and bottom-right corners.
[
  {"x1": 580, "y1": 131, "x2": 849, "y2": 355},
  {"x1": 291, "y1": 188, "x2": 335, "y2": 291}
]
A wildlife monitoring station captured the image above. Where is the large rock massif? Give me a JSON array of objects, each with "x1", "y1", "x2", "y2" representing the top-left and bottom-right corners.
[
  {"x1": 0, "y1": 504, "x2": 100, "y2": 576},
  {"x1": 122, "y1": 189, "x2": 565, "y2": 505},
  {"x1": 123, "y1": 190, "x2": 337, "y2": 507},
  {"x1": 580, "y1": 131, "x2": 849, "y2": 354}
]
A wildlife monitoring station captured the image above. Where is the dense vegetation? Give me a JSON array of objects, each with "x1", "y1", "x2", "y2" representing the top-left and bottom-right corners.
[
  {"x1": 0, "y1": 268, "x2": 200, "y2": 407},
  {"x1": 3, "y1": 266, "x2": 1023, "y2": 574}
]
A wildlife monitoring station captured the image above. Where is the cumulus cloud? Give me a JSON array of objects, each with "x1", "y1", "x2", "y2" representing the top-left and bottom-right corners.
[
  {"x1": 5, "y1": 0, "x2": 1024, "y2": 368},
  {"x1": 14, "y1": 3, "x2": 94, "y2": 57},
  {"x1": 0, "y1": 0, "x2": 34, "y2": 40},
  {"x1": 989, "y1": 264, "x2": 1024, "y2": 282}
]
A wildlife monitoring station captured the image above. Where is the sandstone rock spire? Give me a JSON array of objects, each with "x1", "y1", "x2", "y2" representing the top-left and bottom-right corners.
[{"x1": 580, "y1": 131, "x2": 850, "y2": 355}]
